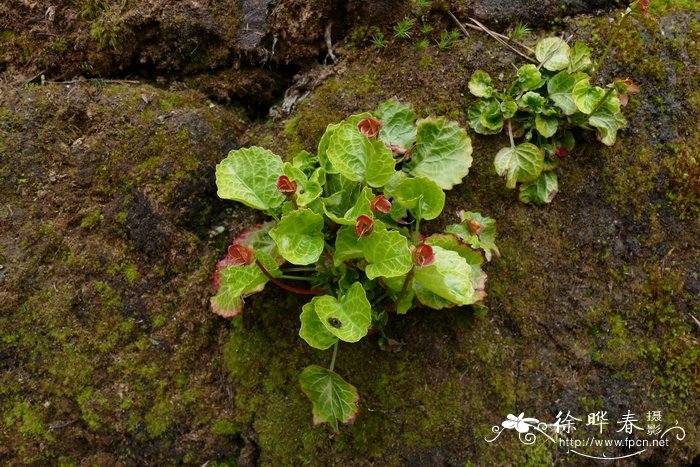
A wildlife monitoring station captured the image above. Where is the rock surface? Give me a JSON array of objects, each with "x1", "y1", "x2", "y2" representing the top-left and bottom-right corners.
[{"x1": 1, "y1": 1, "x2": 699, "y2": 465}]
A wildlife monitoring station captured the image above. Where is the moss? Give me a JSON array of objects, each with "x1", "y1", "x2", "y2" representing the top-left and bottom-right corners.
[
  {"x1": 79, "y1": 208, "x2": 102, "y2": 229},
  {"x1": 145, "y1": 399, "x2": 173, "y2": 437}
]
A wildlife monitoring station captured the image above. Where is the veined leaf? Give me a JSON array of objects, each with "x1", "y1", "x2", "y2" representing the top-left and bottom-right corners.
[
  {"x1": 314, "y1": 282, "x2": 372, "y2": 342},
  {"x1": 445, "y1": 211, "x2": 500, "y2": 261},
  {"x1": 500, "y1": 99, "x2": 518, "y2": 119},
  {"x1": 360, "y1": 230, "x2": 413, "y2": 279},
  {"x1": 493, "y1": 143, "x2": 544, "y2": 189},
  {"x1": 323, "y1": 187, "x2": 374, "y2": 226},
  {"x1": 299, "y1": 365, "x2": 359, "y2": 431},
  {"x1": 535, "y1": 37, "x2": 570, "y2": 71},
  {"x1": 326, "y1": 122, "x2": 396, "y2": 187},
  {"x1": 516, "y1": 64, "x2": 545, "y2": 91},
  {"x1": 589, "y1": 108, "x2": 626, "y2": 146},
  {"x1": 479, "y1": 99, "x2": 505, "y2": 130},
  {"x1": 568, "y1": 42, "x2": 593, "y2": 73},
  {"x1": 413, "y1": 246, "x2": 477, "y2": 305},
  {"x1": 547, "y1": 71, "x2": 588, "y2": 115},
  {"x1": 215, "y1": 147, "x2": 285, "y2": 210},
  {"x1": 375, "y1": 100, "x2": 417, "y2": 148},
  {"x1": 468, "y1": 99, "x2": 503, "y2": 135},
  {"x1": 413, "y1": 279, "x2": 455, "y2": 310},
  {"x1": 406, "y1": 117, "x2": 472, "y2": 189},
  {"x1": 299, "y1": 299, "x2": 338, "y2": 350},
  {"x1": 283, "y1": 163, "x2": 323, "y2": 206},
  {"x1": 518, "y1": 171, "x2": 559, "y2": 204},
  {"x1": 535, "y1": 114, "x2": 559, "y2": 138},
  {"x1": 424, "y1": 234, "x2": 487, "y2": 303},
  {"x1": 468, "y1": 70, "x2": 494, "y2": 97},
  {"x1": 572, "y1": 79, "x2": 606, "y2": 114},
  {"x1": 211, "y1": 263, "x2": 267, "y2": 318},
  {"x1": 269, "y1": 209, "x2": 325, "y2": 265},
  {"x1": 333, "y1": 225, "x2": 365, "y2": 266},
  {"x1": 517, "y1": 91, "x2": 546, "y2": 113},
  {"x1": 393, "y1": 176, "x2": 445, "y2": 221}
]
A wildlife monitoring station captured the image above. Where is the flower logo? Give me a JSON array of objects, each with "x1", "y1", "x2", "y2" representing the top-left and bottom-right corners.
[{"x1": 502, "y1": 413, "x2": 540, "y2": 433}]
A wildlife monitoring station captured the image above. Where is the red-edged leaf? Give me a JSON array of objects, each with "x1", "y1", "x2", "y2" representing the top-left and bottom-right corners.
[
  {"x1": 355, "y1": 214, "x2": 374, "y2": 237},
  {"x1": 357, "y1": 117, "x2": 383, "y2": 138},
  {"x1": 412, "y1": 243, "x2": 435, "y2": 268},
  {"x1": 370, "y1": 195, "x2": 392, "y2": 214}
]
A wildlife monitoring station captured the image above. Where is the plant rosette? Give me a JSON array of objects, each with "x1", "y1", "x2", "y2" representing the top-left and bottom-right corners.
[
  {"x1": 467, "y1": 19, "x2": 642, "y2": 204},
  {"x1": 212, "y1": 100, "x2": 499, "y2": 429}
]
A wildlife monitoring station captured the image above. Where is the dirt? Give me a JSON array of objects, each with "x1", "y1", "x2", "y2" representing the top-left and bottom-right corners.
[{"x1": 1, "y1": 0, "x2": 699, "y2": 465}]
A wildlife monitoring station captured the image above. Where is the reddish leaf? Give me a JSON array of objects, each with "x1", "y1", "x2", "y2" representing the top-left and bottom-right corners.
[
  {"x1": 227, "y1": 244, "x2": 255, "y2": 266},
  {"x1": 413, "y1": 243, "x2": 435, "y2": 268},
  {"x1": 355, "y1": 215, "x2": 374, "y2": 237},
  {"x1": 370, "y1": 195, "x2": 392, "y2": 214},
  {"x1": 357, "y1": 117, "x2": 383, "y2": 138},
  {"x1": 277, "y1": 175, "x2": 298, "y2": 196}
]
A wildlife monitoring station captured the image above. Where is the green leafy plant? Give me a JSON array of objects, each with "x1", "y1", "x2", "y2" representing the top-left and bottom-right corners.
[
  {"x1": 509, "y1": 22, "x2": 532, "y2": 41},
  {"x1": 466, "y1": 0, "x2": 648, "y2": 204},
  {"x1": 212, "y1": 100, "x2": 499, "y2": 429},
  {"x1": 393, "y1": 17, "x2": 416, "y2": 39},
  {"x1": 437, "y1": 30, "x2": 460, "y2": 50},
  {"x1": 370, "y1": 31, "x2": 387, "y2": 49}
]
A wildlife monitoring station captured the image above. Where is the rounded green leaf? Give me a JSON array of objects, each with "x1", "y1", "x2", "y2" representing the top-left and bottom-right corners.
[
  {"x1": 269, "y1": 209, "x2": 325, "y2": 265},
  {"x1": 535, "y1": 37, "x2": 570, "y2": 71},
  {"x1": 413, "y1": 246, "x2": 477, "y2": 305},
  {"x1": 299, "y1": 365, "x2": 359, "y2": 430},
  {"x1": 326, "y1": 122, "x2": 396, "y2": 187},
  {"x1": 333, "y1": 225, "x2": 365, "y2": 266},
  {"x1": 572, "y1": 79, "x2": 606, "y2": 114},
  {"x1": 518, "y1": 171, "x2": 559, "y2": 204},
  {"x1": 211, "y1": 263, "x2": 267, "y2": 318},
  {"x1": 468, "y1": 100, "x2": 502, "y2": 135},
  {"x1": 479, "y1": 99, "x2": 505, "y2": 130},
  {"x1": 299, "y1": 299, "x2": 338, "y2": 350},
  {"x1": 535, "y1": 114, "x2": 559, "y2": 138},
  {"x1": 468, "y1": 70, "x2": 494, "y2": 97},
  {"x1": 394, "y1": 176, "x2": 445, "y2": 221},
  {"x1": 588, "y1": 109, "x2": 626, "y2": 146},
  {"x1": 215, "y1": 147, "x2": 285, "y2": 210},
  {"x1": 500, "y1": 99, "x2": 518, "y2": 119},
  {"x1": 360, "y1": 230, "x2": 413, "y2": 280},
  {"x1": 547, "y1": 71, "x2": 588, "y2": 115},
  {"x1": 568, "y1": 42, "x2": 593, "y2": 73},
  {"x1": 516, "y1": 64, "x2": 544, "y2": 91},
  {"x1": 493, "y1": 143, "x2": 544, "y2": 189},
  {"x1": 405, "y1": 117, "x2": 472, "y2": 190},
  {"x1": 375, "y1": 100, "x2": 417, "y2": 148},
  {"x1": 314, "y1": 283, "x2": 371, "y2": 343},
  {"x1": 517, "y1": 91, "x2": 546, "y2": 113}
]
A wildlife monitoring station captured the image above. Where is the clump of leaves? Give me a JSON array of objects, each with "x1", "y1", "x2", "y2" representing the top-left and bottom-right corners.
[
  {"x1": 437, "y1": 29, "x2": 460, "y2": 50},
  {"x1": 466, "y1": 1, "x2": 648, "y2": 204},
  {"x1": 212, "y1": 100, "x2": 498, "y2": 429},
  {"x1": 370, "y1": 31, "x2": 386, "y2": 49},
  {"x1": 509, "y1": 22, "x2": 532, "y2": 41},
  {"x1": 393, "y1": 17, "x2": 415, "y2": 39}
]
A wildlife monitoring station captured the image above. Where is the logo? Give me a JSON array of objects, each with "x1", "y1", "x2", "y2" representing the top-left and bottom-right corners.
[{"x1": 485, "y1": 410, "x2": 686, "y2": 460}]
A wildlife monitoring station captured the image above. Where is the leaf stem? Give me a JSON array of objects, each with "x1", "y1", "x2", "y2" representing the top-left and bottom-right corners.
[
  {"x1": 278, "y1": 274, "x2": 316, "y2": 281},
  {"x1": 329, "y1": 341, "x2": 339, "y2": 372},
  {"x1": 391, "y1": 268, "x2": 414, "y2": 312},
  {"x1": 282, "y1": 266, "x2": 317, "y2": 272},
  {"x1": 255, "y1": 260, "x2": 325, "y2": 295},
  {"x1": 507, "y1": 120, "x2": 515, "y2": 148},
  {"x1": 592, "y1": 10, "x2": 631, "y2": 80}
]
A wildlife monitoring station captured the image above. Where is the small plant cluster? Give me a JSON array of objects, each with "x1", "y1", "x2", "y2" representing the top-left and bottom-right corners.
[
  {"x1": 212, "y1": 100, "x2": 498, "y2": 429},
  {"x1": 467, "y1": 0, "x2": 648, "y2": 204}
]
